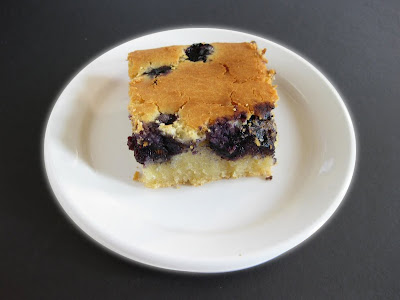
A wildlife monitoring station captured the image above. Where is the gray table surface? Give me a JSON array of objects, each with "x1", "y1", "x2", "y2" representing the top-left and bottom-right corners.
[{"x1": 1, "y1": 0, "x2": 399, "y2": 299}]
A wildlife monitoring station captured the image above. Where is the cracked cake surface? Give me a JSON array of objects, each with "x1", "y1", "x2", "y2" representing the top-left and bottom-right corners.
[
  {"x1": 127, "y1": 42, "x2": 278, "y2": 188},
  {"x1": 128, "y1": 42, "x2": 278, "y2": 142}
]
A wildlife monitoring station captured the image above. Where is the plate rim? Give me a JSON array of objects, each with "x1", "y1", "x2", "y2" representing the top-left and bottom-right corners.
[{"x1": 43, "y1": 27, "x2": 357, "y2": 273}]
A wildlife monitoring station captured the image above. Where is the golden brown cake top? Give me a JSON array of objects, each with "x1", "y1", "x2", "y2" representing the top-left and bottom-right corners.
[{"x1": 128, "y1": 42, "x2": 278, "y2": 140}]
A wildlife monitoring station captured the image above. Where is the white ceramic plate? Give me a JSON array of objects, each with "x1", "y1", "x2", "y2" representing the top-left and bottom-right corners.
[{"x1": 44, "y1": 28, "x2": 356, "y2": 273}]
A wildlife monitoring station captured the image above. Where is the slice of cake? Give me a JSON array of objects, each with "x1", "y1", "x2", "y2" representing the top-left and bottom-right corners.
[{"x1": 127, "y1": 42, "x2": 278, "y2": 188}]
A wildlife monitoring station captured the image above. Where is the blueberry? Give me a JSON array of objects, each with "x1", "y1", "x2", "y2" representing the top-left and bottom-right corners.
[
  {"x1": 207, "y1": 115, "x2": 276, "y2": 160},
  {"x1": 144, "y1": 65, "x2": 172, "y2": 77},
  {"x1": 253, "y1": 103, "x2": 274, "y2": 119},
  {"x1": 207, "y1": 119, "x2": 251, "y2": 160},
  {"x1": 157, "y1": 113, "x2": 177, "y2": 125},
  {"x1": 185, "y1": 43, "x2": 214, "y2": 62},
  {"x1": 127, "y1": 123, "x2": 185, "y2": 164}
]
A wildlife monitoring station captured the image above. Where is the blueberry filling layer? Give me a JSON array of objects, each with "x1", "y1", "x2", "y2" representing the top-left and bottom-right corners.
[
  {"x1": 207, "y1": 116, "x2": 276, "y2": 160},
  {"x1": 128, "y1": 112, "x2": 277, "y2": 165},
  {"x1": 127, "y1": 121, "x2": 185, "y2": 165},
  {"x1": 185, "y1": 43, "x2": 214, "y2": 62}
]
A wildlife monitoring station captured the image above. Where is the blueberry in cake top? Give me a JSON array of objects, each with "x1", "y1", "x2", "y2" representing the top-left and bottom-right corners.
[
  {"x1": 143, "y1": 65, "x2": 172, "y2": 77},
  {"x1": 185, "y1": 43, "x2": 214, "y2": 62},
  {"x1": 127, "y1": 42, "x2": 278, "y2": 188}
]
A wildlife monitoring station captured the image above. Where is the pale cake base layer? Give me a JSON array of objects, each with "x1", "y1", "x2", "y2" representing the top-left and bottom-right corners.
[{"x1": 139, "y1": 148, "x2": 274, "y2": 188}]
